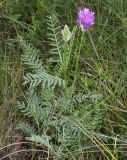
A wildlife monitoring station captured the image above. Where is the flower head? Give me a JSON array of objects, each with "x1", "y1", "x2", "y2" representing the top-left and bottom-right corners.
[
  {"x1": 62, "y1": 25, "x2": 73, "y2": 42},
  {"x1": 77, "y1": 8, "x2": 95, "y2": 30}
]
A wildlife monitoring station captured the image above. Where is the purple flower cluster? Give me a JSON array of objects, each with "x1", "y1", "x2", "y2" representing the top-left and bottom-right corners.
[{"x1": 77, "y1": 8, "x2": 95, "y2": 30}]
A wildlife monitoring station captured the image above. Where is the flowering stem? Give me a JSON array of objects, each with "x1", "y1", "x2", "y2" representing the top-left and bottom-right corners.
[
  {"x1": 72, "y1": 30, "x2": 85, "y2": 87},
  {"x1": 64, "y1": 42, "x2": 69, "y2": 83}
]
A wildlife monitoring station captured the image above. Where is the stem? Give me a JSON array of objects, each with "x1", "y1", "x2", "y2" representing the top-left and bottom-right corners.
[
  {"x1": 64, "y1": 43, "x2": 69, "y2": 83},
  {"x1": 72, "y1": 30, "x2": 85, "y2": 88}
]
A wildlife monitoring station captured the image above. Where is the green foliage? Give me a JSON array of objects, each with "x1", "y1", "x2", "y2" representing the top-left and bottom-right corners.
[
  {"x1": 16, "y1": 14, "x2": 103, "y2": 159},
  {"x1": 1, "y1": 0, "x2": 127, "y2": 159},
  {"x1": 17, "y1": 90, "x2": 44, "y2": 124},
  {"x1": 47, "y1": 14, "x2": 63, "y2": 63},
  {"x1": 26, "y1": 135, "x2": 52, "y2": 150},
  {"x1": 16, "y1": 122, "x2": 35, "y2": 135},
  {"x1": 19, "y1": 37, "x2": 65, "y2": 89}
]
